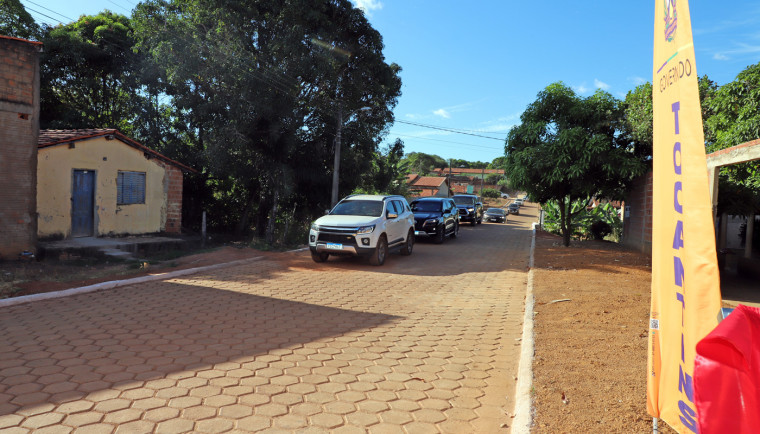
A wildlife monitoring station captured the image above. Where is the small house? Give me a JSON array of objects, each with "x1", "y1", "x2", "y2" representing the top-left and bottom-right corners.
[{"x1": 37, "y1": 129, "x2": 196, "y2": 239}]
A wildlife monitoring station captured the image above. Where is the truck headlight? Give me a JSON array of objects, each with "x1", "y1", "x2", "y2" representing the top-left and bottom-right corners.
[
  {"x1": 357, "y1": 225, "x2": 375, "y2": 234},
  {"x1": 310, "y1": 223, "x2": 319, "y2": 231}
]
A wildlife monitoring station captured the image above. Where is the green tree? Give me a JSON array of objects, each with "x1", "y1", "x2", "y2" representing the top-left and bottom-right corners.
[
  {"x1": 40, "y1": 11, "x2": 142, "y2": 132},
  {"x1": 0, "y1": 0, "x2": 40, "y2": 40},
  {"x1": 488, "y1": 156, "x2": 507, "y2": 170},
  {"x1": 505, "y1": 82, "x2": 646, "y2": 246},
  {"x1": 356, "y1": 139, "x2": 407, "y2": 195},
  {"x1": 623, "y1": 76, "x2": 717, "y2": 161},
  {"x1": 133, "y1": 0, "x2": 402, "y2": 242},
  {"x1": 705, "y1": 62, "x2": 760, "y2": 191},
  {"x1": 485, "y1": 173, "x2": 503, "y2": 185},
  {"x1": 401, "y1": 152, "x2": 446, "y2": 175}
]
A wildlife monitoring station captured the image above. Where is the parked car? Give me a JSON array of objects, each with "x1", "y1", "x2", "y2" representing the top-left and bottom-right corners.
[
  {"x1": 410, "y1": 197, "x2": 460, "y2": 243},
  {"x1": 452, "y1": 194, "x2": 484, "y2": 226},
  {"x1": 500, "y1": 192, "x2": 511, "y2": 199},
  {"x1": 507, "y1": 203, "x2": 520, "y2": 215},
  {"x1": 484, "y1": 208, "x2": 507, "y2": 223},
  {"x1": 308, "y1": 194, "x2": 415, "y2": 265},
  {"x1": 521, "y1": 195, "x2": 529, "y2": 201}
]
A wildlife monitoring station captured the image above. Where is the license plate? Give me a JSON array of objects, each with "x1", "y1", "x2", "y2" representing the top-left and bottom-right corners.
[{"x1": 326, "y1": 243, "x2": 343, "y2": 250}]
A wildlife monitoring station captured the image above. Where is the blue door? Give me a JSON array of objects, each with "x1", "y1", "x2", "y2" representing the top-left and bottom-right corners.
[{"x1": 72, "y1": 170, "x2": 95, "y2": 237}]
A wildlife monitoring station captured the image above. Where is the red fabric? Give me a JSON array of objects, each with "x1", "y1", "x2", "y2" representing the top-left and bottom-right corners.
[{"x1": 694, "y1": 304, "x2": 760, "y2": 434}]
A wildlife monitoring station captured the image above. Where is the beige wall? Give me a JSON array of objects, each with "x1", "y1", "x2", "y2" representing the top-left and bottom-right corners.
[{"x1": 37, "y1": 137, "x2": 169, "y2": 238}]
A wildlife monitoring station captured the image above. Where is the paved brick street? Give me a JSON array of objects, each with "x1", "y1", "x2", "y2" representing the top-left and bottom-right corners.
[{"x1": 0, "y1": 206, "x2": 535, "y2": 433}]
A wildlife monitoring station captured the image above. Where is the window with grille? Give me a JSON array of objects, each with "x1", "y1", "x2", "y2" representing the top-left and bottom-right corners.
[{"x1": 117, "y1": 171, "x2": 146, "y2": 205}]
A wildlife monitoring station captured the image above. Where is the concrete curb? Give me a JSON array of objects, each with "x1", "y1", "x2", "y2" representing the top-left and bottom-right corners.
[
  {"x1": 512, "y1": 222, "x2": 537, "y2": 433},
  {"x1": 0, "y1": 255, "x2": 265, "y2": 309}
]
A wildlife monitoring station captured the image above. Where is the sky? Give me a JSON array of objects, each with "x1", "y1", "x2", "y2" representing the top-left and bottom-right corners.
[{"x1": 20, "y1": 0, "x2": 760, "y2": 164}]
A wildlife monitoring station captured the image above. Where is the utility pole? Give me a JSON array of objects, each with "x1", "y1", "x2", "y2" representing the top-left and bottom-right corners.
[
  {"x1": 331, "y1": 105, "x2": 343, "y2": 208},
  {"x1": 448, "y1": 159, "x2": 452, "y2": 196},
  {"x1": 331, "y1": 106, "x2": 371, "y2": 208}
]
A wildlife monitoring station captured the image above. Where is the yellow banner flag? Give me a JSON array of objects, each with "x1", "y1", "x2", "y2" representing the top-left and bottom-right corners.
[{"x1": 647, "y1": 0, "x2": 722, "y2": 432}]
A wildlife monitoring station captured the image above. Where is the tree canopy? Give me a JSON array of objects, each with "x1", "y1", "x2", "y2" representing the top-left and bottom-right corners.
[
  {"x1": 0, "y1": 0, "x2": 40, "y2": 40},
  {"x1": 130, "y1": 0, "x2": 402, "y2": 240},
  {"x1": 40, "y1": 11, "x2": 142, "y2": 132},
  {"x1": 705, "y1": 62, "x2": 760, "y2": 197},
  {"x1": 505, "y1": 82, "x2": 647, "y2": 246}
]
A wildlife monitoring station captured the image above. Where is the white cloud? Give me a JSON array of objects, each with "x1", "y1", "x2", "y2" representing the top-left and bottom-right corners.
[
  {"x1": 630, "y1": 76, "x2": 647, "y2": 86},
  {"x1": 573, "y1": 84, "x2": 590, "y2": 94},
  {"x1": 352, "y1": 0, "x2": 383, "y2": 15},
  {"x1": 433, "y1": 109, "x2": 451, "y2": 119},
  {"x1": 594, "y1": 79, "x2": 610, "y2": 90},
  {"x1": 713, "y1": 52, "x2": 730, "y2": 60}
]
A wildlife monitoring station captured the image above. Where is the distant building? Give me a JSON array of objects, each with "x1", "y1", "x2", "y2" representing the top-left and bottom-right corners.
[{"x1": 407, "y1": 176, "x2": 451, "y2": 198}]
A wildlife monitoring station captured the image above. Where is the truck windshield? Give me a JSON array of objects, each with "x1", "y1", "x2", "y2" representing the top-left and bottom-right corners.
[
  {"x1": 331, "y1": 200, "x2": 384, "y2": 217},
  {"x1": 453, "y1": 197, "x2": 475, "y2": 206},
  {"x1": 411, "y1": 201, "x2": 441, "y2": 212}
]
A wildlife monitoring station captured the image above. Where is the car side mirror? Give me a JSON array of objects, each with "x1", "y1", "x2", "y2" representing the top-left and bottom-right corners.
[{"x1": 324, "y1": 209, "x2": 330, "y2": 215}]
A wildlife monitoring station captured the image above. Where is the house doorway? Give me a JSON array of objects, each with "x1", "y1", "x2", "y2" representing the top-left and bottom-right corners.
[{"x1": 72, "y1": 170, "x2": 95, "y2": 237}]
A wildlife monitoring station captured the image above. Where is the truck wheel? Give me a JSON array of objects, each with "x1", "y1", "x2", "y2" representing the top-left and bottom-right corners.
[
  {"x1": 400, "y1": 229, "x2": 414, "y2": 255},
  {"x1": 434, "y1": 226, "x2": 445, "y2": 244},
  {"x1": 369, "y1": 235, "x2": 388, "y2": 266},
  {"x1": 311, "y1": 251, "x2": 329, "y2": 263}
]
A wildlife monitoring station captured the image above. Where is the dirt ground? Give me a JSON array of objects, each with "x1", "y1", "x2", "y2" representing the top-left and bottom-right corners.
[
  {"x1": 530, "y1": 230, "x2": 676, "y2": 433},
  {"x1": 0, "y1": 245, "x2": 271, "y2": 299}
]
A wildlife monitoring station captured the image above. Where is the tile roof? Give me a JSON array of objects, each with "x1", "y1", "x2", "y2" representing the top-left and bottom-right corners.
[
  {"x1": 0, "y1": 35, "x2": 43, "y2": 46},
  {"x1": 433, "y1": 168, "x2": 504, "y2": 175},
  {"x1": 38, "y1": 129, "x2": 197, "y2": 173},
  {"x1": 411, "y1": 176, "x2": 446, "y2": 187}
]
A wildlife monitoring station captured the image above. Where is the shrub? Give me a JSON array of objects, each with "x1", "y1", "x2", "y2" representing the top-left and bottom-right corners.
[{"x1": 481, "y1": 188, "x2": 501, "y2": 198}]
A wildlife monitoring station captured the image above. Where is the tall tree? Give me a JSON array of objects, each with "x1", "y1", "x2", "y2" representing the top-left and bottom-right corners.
[
  {"x1": 40, "y1": 11, "x2": 142, "y2": 132},
  {"x1": 132, "y1": 0, "x2": 401, "y2": 241},
  {"x1": 505, "y1": 82, "x2": 647, "y2": 246},
  {"x1": 0, "y1": 0, "x2": 40, "y2": 40}
]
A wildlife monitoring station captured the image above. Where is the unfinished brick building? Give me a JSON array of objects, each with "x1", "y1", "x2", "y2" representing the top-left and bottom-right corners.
[{"x1": 0, "y1": 35, "x2": 42, "y2": 259}]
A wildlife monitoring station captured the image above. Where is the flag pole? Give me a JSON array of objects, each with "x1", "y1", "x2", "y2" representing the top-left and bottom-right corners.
[{"x1": 653, "y1": 418, "x2": 659, "y2": 433}]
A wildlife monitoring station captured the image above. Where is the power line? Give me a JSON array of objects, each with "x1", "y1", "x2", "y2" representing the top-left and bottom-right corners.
[
  {"x1": 23, "y1": 6, "x2": 63, "y2": 25},
  {"x1": 392, "y1": 133, "x2": 503, "y2": 151},
  {"x1": 23, "y1": 0, "x2": 75, "y2": 22},
  {"x1": 105, "y1": 0, "x2": 133, "y2": 14},
  {"x1": 395, "y1": 120, "x2": 507, "y2": 141}
]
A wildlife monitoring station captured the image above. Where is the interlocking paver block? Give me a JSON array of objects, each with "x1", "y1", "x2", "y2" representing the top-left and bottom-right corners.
[
  {"x1": 309, "y1": 413, "x2": 344, "y2": 429},
  {"x1": 156, "y1": 418, "x2": 195, "y2": 434},
  {"x1": 0, "y1": 209, "x2": 533, "y2": 433}
]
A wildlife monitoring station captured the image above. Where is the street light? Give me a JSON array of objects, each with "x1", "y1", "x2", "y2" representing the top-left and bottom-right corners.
[{"x1": 331, "y1": 106, "x2": 372, "y2": 207}]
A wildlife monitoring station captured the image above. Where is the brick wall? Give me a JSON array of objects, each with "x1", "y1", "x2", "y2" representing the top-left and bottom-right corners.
[
  {"x1": 165, "y1": 164, "x2": 184, "y2": 233},
  {"x1": 622, "y1": 171, "x2": 653, "y2": 254},
  {"x1": 0, "y1": 37, "x2": 40, "y2": 259}
]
